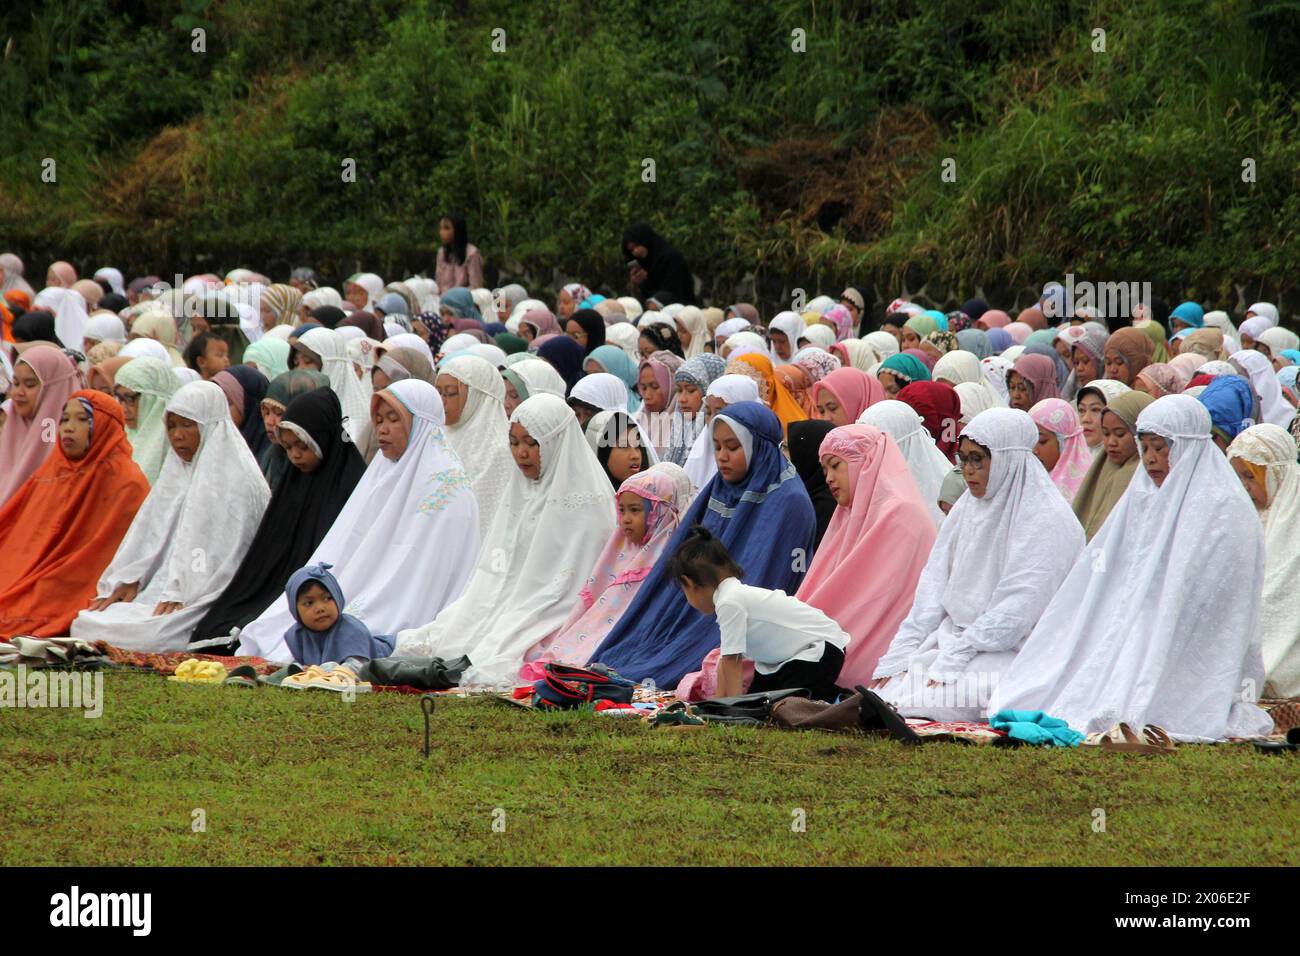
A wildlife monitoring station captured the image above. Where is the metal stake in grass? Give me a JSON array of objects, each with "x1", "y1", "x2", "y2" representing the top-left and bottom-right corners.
[{"x1": 420, "y1": 694, "x2": 435, "y2": 757}]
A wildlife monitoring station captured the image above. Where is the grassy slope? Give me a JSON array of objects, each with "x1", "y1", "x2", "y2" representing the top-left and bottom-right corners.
[
  {"x1": 1, "y1": 672, "x2": 1295, "y2": 866},
  {"x1": 3, "y1": 2, "x2": 1298, "y2": 307}
]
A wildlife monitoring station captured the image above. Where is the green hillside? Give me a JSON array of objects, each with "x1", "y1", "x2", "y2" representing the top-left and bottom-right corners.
[{"x1": 2, "y1": 0, "x2": 1298, "y2": 311}]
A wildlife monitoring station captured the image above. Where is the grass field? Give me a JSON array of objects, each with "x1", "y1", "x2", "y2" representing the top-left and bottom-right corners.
[{"x1": 1, "y1": 671, "x2": 1295, "y2": 867}]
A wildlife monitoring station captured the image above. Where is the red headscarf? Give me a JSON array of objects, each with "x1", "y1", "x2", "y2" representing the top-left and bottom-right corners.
[
  {"x1": 0, "y1": 389, "x2": 150, "y2": 637},
  {"x1": 897, "y1": 381, "x2": 963, "y2": 462}
]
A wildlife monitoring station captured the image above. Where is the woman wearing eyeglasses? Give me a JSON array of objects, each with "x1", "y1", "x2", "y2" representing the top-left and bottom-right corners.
[
  {"x1": 111, "y1": 356, "x2": 179, "y2": 484},
  {"x1": 866, "y1": 407, "x2": 1085, "y2": 722}
]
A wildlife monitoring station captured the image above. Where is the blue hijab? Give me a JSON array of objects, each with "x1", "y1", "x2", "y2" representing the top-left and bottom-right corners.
[
  {"x1": 1196, "y1": 376, "x2": 1255, "y2": 442},
  {"x1": 440, "y1": 287, "x2": 481, "y2": 321},
  {"x1": 987, "y1": 327, "x2": 1013, "y2": 352},
  {"x1": 955, "y1": 328, "x2": 992, "y2": 359},
  {"x1": 587, "y1": 344, "x2": 642, "y2": 411},
  {"x1": 588, "y1": 401, "x2": 816, "y2": 688},
  {"x1": 923, "y1": 309, "x2": 949, "y2": 332},
  {"x1": 283, "y1": 563, "x2": 395, "y2": 666},
  {"x1": 537, "y1": 334, "x2": 586, "y2": 396},
  {"x1": 1170, "y1": 301, "x2": 1205, "y2": 329}
]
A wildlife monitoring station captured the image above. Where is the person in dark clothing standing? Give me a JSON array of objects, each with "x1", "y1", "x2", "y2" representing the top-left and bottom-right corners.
[{"x1": 623, "y1": 223, "x2": 695, "y2": 306}]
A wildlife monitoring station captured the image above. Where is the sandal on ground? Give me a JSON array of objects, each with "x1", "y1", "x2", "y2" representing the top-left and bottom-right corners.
[
  {"x1": 281, "y1": 664, "x2": 328, "y2": 689},
  {"x1": 647, "y1": 700, "x2": 706, "y2": 728},
  {"x1": 1099, "y1": 722, "x2": 1175, "y2": 755},
  {"x1": 258, "y1": 662, "x2": 304, "y2": 687},
  {"x1": 222, "y1": 664, "x2": 260, "y2": 688},
  {"x1": 304, "y1": 665, "x2": 372, "y2": 693}
]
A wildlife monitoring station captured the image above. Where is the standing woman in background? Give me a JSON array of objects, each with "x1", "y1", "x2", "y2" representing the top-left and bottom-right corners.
[
  {"x1": 623, "y1": 223, "x2": 695, "y2": 306},
  {"x1": 435, "y1": 213, "x2": 485, "y2": 291}
]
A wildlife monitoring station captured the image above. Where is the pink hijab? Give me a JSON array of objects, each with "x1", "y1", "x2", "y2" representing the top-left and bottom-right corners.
[
  {"x1": 1010, "y1": 353, "x2": 1060, "y2": 404},
  {"x1": 1016, "y1": 306, "x2": 1048, "y2": 330},
  {"x1": 1004, "y1": 322, "x2": 1033, "y2": 345},
  {"x1": 1028, "y1": 398, "x2": 1093, "y2": 502},
  {"x1": 0, "y1": 345, "x2": 83, "y2": 505},
  {"x1": 520, "y1": 306, "x2": 561, "y2": 339},
  {"x1": 1134, "y1": 362, "x2": 1189, "y2": 397},
  {"x1": 1169, "y1": 352, "x2": 1207, "y2": 380},
  {"x1": 976, "y1": 309, "x2": 1011, "y2": 329},
  {"x1": 902, "y1": 347, "x2": 937, "y2": 371},
  {"x1": 810, "y1": 367, "x2": 885, "y2": 421},
  {"x1": 821, "y1": 304, "x2": 854, "y2": 342},
  {"x1": 796, "y1": 424, "x2": 937, "y2": 686},
  {"x1": 46, "y1": 261, "x2": 78, "y2": 287},
  {"x1": 518, "y1": 465, "x2": 693, "y2": 679}
]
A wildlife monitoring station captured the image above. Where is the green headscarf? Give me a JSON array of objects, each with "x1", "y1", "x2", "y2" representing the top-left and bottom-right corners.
[
  {"x1": 495, "y1": 332, "x2": 529, "y2": 355},
  {"x1": 880, "y1": 352, "x2": 932, "y2": 384},
  {"x1": 1023, "y1": 329, "x2": 1059, "y2": 351},
  {"x1": 244, "y1": 338, "x2": 290, "y2": 379},
  {"x1": 501, "y1": 368, "x2": 530, "y2": 403},
  {"x1": 115, "y1": 357, "x2": 180, "y2": 484},
  {"x1": 903, "y1": 314, "x2": 939, "y2": 340},
  {"x1": 1134, "y1": 320, "x2": 1170, "y2": 364}
]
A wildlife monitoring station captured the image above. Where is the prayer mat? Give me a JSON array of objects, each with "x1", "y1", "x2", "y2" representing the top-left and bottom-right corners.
[
  {"x1": 94, "y1": 642, "x2": 277, "y2": 676},
  {"x1": 903, "y1": 718, "x2": 1008, "y2": 745}
]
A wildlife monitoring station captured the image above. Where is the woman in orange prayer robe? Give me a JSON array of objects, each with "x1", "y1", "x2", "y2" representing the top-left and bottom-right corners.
[{"x1": 0, "y1": 389, "x2": 150, "y2": 637}]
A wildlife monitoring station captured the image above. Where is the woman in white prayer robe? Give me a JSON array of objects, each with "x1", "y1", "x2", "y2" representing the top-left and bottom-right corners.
[
  {"x1": 70, "y1": 381, "x2": 271, "y2": 650},
  {"x1": 870, "y1": 408, "x2": 1085, "y2": 721},
  {"x1": 1226, "y1": 424, "x2": 1300, "y2": 699},
  {"x1": 393, "y1": 393, "x2": 615, "y2": 686},
  {"x1": 990, "y1": 395, "x2": 1275, "y2": 741},
  {"x1": 235, "y1": 379, "x2": 479, "y2": 662}
]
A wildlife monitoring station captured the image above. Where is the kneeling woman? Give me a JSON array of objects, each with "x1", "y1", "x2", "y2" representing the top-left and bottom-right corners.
[
  {"x1": 589, "y1": 401, "x2": 816, "y2": 689},
  {"x1": 990, "y1": 395, "x2": 1273, "y2": 741},
  {"x1": 234, "y1": 379, "x2": 481, "y2": 662},
  {"x1": 1227, "y1": 424, "x2": 1300, "y2": 699},
  {"x1": 393, "y1": 393, "x2": 615, "y2": 685},
  {"x1": 71, "y1": 381, "x2": 272, "y2": 650},
  {"x1": 520, "y1": 462, "x2": 694, "y2": 678},
  {"x1": 796, "y1": 424, "x2": 938, "y2": 686},
  {"x1": 0, "y1": 391, "x2": 151, "y2": 637},
  {"x1": 188, "y1": 388, "x2": 367, "y2": 652},
  {"x1": 869, "y1": 408, "x2": 1084, "y2": 721},
  {"x1": 1070, "y1": 391, "x2": 1153, "y2": 540}
]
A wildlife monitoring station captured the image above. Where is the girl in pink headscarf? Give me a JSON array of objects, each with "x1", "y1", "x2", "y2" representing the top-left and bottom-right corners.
[
  {"x1": 519, "y1": 464, "x2": 694, "y2": 679},
  {"x1": 1133, "y1": 362, "x2": 1190, "y2": 398},
  {"x1": 1004, "y1": 321, "x2": 1033, "y2": 345},
  {"x1": 1007, "y1": 353, "x2": 1060, "y2": 410},
  {"x1": 797, "y1": 424, "x2": 938, "y2": 686},
  {"x1": 820, "y1": 304, "x2": 854, "y2": 342},
  {"x1": 1028, "y1": 398, "x2": 1093, "y2": 502},
  {"x1": 45, "y1": 261, "x2": 78, "y2": 288},
  {"x1": 976, "y1": 309, "x2": 1011, "y2": 330},
  {"x1": 0, "y1": 345, "x2": 84, "y2": 505},
  {"x1": 810, "y1": 367, "x2": 886, "y2": 426}
]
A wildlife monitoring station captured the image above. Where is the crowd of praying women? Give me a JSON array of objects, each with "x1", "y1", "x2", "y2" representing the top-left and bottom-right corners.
[{"x1": 0, "y1": 238, "x2": 1295, "y2": 742}]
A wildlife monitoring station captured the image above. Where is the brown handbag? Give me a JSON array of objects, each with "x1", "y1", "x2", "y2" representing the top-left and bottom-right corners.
[{"x1": 770, "y1": 693, "x2": 864, "y2": 732}]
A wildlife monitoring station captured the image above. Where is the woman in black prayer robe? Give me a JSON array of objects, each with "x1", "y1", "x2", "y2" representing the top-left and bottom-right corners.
[
  {"x1": 188, "y1": 387, "x2": 366, "y2": 652},
  {"x1": 786, "y1": 418, "x2": 837, "y2": 550},
  {"x1": 622, "y1": 223, "x2": 695, "y2": 306}
]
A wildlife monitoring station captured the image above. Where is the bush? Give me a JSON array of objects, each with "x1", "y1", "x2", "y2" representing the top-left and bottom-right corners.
[{"x1": 2, "y1": 0, "x2": 1298, "y2": 314}]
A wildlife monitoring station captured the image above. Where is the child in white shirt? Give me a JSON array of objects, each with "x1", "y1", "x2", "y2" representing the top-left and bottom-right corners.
[{"x1": 671, "y1": 526, "x2": 849, "y2": 701}]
